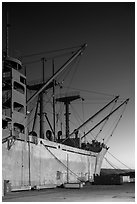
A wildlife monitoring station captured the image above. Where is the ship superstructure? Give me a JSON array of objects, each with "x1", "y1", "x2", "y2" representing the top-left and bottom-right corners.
[{"x1": 2, "y1": 56, "x2": 27, "y2": 144}]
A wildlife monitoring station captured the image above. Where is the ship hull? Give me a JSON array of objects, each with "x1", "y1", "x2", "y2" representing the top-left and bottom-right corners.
[{"x1": 2, "y1": 137, "x2": 107, "y2": 191}]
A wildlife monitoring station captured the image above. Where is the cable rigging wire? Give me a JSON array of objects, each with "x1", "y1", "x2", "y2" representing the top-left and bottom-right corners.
[
  {"x1": 23, "y1": 50, "x2": 75, "y2": 65},
  {"x1": 81, "y1": 98, "x2": 94, "y2": 143},
  {"x1": 104, "y1": 116, "x2": 122, "y2": 144},
  {"x1": 56, "y1": 55, "x2": 80, "y2": 88},
  {"x1": 70, "y1": 102, "x2": 95, "y2": 141},
  {"x1": 65, "y1": 54, "x2": 82, "y2": 95},
  {"x1": 104, "y1": 157, "x2": 120, "y2": 170},
  {"x1": 63, "y1": 86, "x2": 115, "y2": 97},
  {"x1": 20, "y1": 44, "x2": 83, "y2": 59},
  {"x1": 94, "y1": 99, "x2": 118, "y2": 140},
  {"x1": 70, "y1": 104, "x2": 83, "y2": 126},
  {"x1": 107, "y1": 151, "x2": 132, "y2": 170},
  {"x1": 104, "y1": 102, "x2": 128, "y2": 144},
  {"x1": 104, "y1": 157, "x2": 130, "y2": 174}
]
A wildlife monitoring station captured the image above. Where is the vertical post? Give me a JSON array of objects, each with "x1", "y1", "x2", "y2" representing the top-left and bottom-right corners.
[
  {"x1": 28, "y1": 135, "x2": 31, "y2": 186},
  {"x1": 52, "y1": 59, "x2": 56, "y2": 141},
  {"x1": 24, "y1": 65, "x2": 26, "y2": 77},
  {"x1": 11, "y1": 68, "x2": 13, "y2": 136},
  {"x1": 25, "y1": 66, "x2": 27, "y2": 141},
  {"x1": 67, "y1": 153, "x2": 69, "y2": 183},
  {"x1": 65, "y1": 102, "x2": 70, "y2": 138},
  {"x1": 42, "y1": 58, "x2": 45, "y2": 82},
  {"x1": 40, "y1": 58, "x2": 45, "y2": 139},
  {"x1": 94, "y1": 156, "x2": 98, "y2": 176},
  {"x1": 88, "y1": 157, "x2": 90, "y2": 181},
  {"x1": 79, "y1": 133, "x2": 81, "y2": 148},
  {"x1": 32, "y1": 96, "x2": 39, "y2": 133},
  {"x1": 39, "y1": 93, "x2": 44, "y2": 138}
]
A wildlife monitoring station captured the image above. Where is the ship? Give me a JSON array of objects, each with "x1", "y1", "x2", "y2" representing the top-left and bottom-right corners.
[{"x1": 2, "y1": 21, "x2": 129, "y2": 191}]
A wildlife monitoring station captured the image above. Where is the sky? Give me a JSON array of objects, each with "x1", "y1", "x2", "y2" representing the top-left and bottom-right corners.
[{"x1": 2, "y1": 2, "x2": 135, "y2": 169}]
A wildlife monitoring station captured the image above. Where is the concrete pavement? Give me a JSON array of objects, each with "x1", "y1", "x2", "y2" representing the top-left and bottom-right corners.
[{"x1": 2, "y1": 183, "x2": 135, "y2": 202}]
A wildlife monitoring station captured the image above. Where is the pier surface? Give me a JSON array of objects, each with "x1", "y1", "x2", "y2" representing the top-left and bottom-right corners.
[{"x1": 2, "y1": 183, "x2": 135, "y2": 202}]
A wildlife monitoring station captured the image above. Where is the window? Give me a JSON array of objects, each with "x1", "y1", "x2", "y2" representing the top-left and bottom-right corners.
[
  {"x1": 13, "y1": 102, "x2": 24, "y2": 114},
  {"x1": 14, "y1": 123, "x2": 24, "y2": 133},
  {"x1": 2, "y1": 119, "x2": 8, "y2": 129},
  {"x1": 14, "y1": 81, "x2": 25, "y2": 94},
  {"x1": 3, "y1": 71, "x2": 11, "y2": 79},
  {"x1": 20, "y1": 76, "x2": 26, "y2": 84}
]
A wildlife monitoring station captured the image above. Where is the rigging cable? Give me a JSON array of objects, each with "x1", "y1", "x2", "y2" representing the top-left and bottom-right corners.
[
  {"x1": 70, "y1": 103, "x2": 95, "y2": 141},
  {"x1": 104, "y1": 157, "x2": 132, "y2": 174},
  {"x1": 63, "y1": 86, "x2": 115, "y2": 97},
  {"x1": 20, "y1": 44, "x2": 83, "y2": 59},
  {"x1": 56, "y1": 56, "x2": 79, "y2": 88},
  {"x1": 104, "y1": 102, "x2": 128, "y2": 144},
  {"x1": 107, "y1": 151, "x2": 132, "y2": 170},
  {"x1": 103, "y1": 157, "x2": 130, "y2": 174},
  {"x1": 94, "y1": 98, "x2": 118, "y2": 140},
  {"x1": 55, "y1": 86, "x2": 65, "y2": 131},
  {"x1": 66, "y1": 54, "x2": 82, "y2": 95},
  {"x1": 23, "y1": 51, "x2": 75, "y2": 65},
  {"x1": 70, "y1": 104, "x2": 82, "y2": 127},
  {"x1": 104, "y1": 157, "x2": 120, "y2": 170}
]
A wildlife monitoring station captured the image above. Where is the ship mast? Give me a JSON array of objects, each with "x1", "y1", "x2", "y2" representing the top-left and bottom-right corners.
[
  {"x1": 39, "y1": 58, "x2": 45, "y2": 139},
  {"x1": 56, "y1": 94, "x2": 81, "y2": 139},
  {"x1": 52, "y1": 59, "x2": 56, "y2": 141}
]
